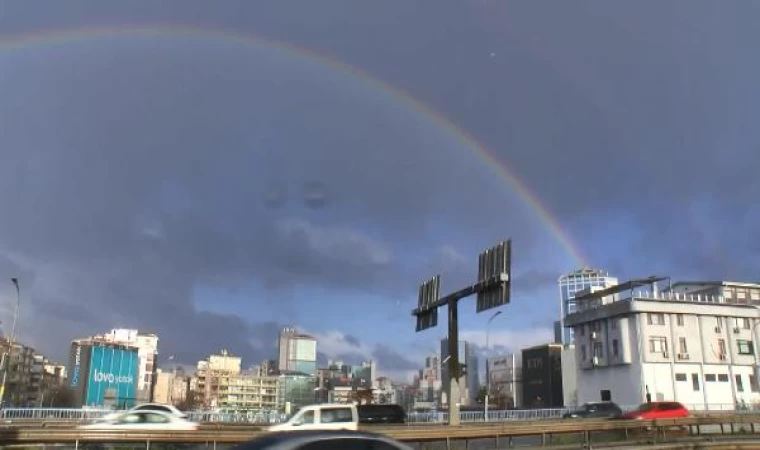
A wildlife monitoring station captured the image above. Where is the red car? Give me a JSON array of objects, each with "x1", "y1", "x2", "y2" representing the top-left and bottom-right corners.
[{"x1": 620, "y1": 401, "x2": 690, "y2": 420}]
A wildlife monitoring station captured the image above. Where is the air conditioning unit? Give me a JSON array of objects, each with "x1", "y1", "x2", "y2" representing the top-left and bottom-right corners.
[
  {"x1": 719, "y1": 354, "x2": 727, "y2": 361},
  {"x1": 677, "y1": 353, "x2": 690, "y2": 360},
  {"x1": 592, "y1": 356, "x2": 599, "y2": 366},
  {"x1": 662, "y1": 352, "x2": 670, "y2": 358},
  {"x1": 714, "y1": 327, "x2": 722, "y2": 333},
  {"x1": 733, "y1": 327, "x2": 741, "y2": 334},
  {"x1": 591, "y1": 331, "x2": 598, "y2": 340}
]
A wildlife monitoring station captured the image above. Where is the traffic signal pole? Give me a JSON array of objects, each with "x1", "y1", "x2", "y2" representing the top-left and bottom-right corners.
[
  {"x1": 447, "y1": 298, "x2": 461, "y2": 425},
  {"x1": 413, "y1": 240, "x2": 512, "y2": 427}
]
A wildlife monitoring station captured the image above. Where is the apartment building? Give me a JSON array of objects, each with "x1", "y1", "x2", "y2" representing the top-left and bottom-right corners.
[
  {"x1": 194, "y1": 349, "x2": 242, "y2": 409},
  {"x1": 154, "y1": 368, "x2": 190, "y2": 406},
  {"x1": 565, "y1": 278, "x2": 760, "y2": 410},
  {"x1": 218, "y1": 372, "x2": 279, "y2": 413}
]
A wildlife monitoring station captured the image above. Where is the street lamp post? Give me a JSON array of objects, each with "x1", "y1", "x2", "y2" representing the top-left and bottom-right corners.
[
  {"x1": 0, "y1": 278, "x2": 20, "y2": 407},
  {"x1": 484, "y1": 310, "x2": 502, "y2": 421}
]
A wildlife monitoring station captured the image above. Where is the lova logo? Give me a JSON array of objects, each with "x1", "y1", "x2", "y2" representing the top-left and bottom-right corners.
[
  {"x1": 71, "y1": 346, "x2": 82, "y2": 387},
  {"x1": 92, "y1": 369, "x2": 133, "y2": 384}
]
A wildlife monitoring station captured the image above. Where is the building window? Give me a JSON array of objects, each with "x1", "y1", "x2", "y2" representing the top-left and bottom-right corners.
[
  {"x1": 592, "y1": 321, "x2": 601, "y2": 332},
  {"x1": 692, "y1": 373, "x2": 700, "y2": 391},
  {"x1": 593, "y1": 342, "x2": 603, "y2": 358},
  {"x1": 752, "y1": 290, "x2": 760, "y2": 301},
  {"x1": 678, "y1": 338, "x2": 688, "y2": 354},
  {"x1": 581, "y1": 345, "x2": 587, "y2": 361},
  {"x1": 743, "y1": 318, "x2": 751, "y2": 329},
  {"x1": 718, "y1": 374, "x2": 729, "y2": 382},
  {"x1": 675, "y1": 373, "x2": 687, "y2": 382},
  {"x1": 737, "y1": 340, "x2": 754, "y2": 355},
  {"x1": 737, "y1": 291, "x2": 747, "y2": 300},
  {"x1": 648, "y1": 313, "x2": 665, "y2": 325},
  {"x1": 718, "y1": 339, "x2": 727, "y2": 355},
  {"x1": 750, "y1": 375, "x2": 759, "y2": 393},
  {"x1": 612, "y1": 339, "x2": 619, "y2": 358},
  {"x1": 676, "y1": 314, "x2": 684, "y2": 326},
  {"x1": 725, "y1": 290, "x2": 733, "y2": 299},
  {"x1": 610, "y1": 319, "x2": 617, "y2": 330},
  {"x1": 705, "y1": 374, "x2": 716, "y2": 382},
  {"x1": 649, "y1": 337, "x2": 668, "y2": 353},
  {"x1": 716, "y1": 316, "x2": 723, "y2": 327},
  {"x1": 736, "y1": 375, "x2": 744, "y2": 392}
]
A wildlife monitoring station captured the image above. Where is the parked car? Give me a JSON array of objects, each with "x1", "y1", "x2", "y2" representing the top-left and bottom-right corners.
[
  {"x1": 232, "y1": 430, "x2": 414, "y2": 450},
  {"x1": 357, "y1": 404, "x2": 407, "y2": 424},
  {"x1": 563, "y1": 401, "x2": 622, "y2": 419},
  {"x1": 620, "y1": 401, "x2": 690, "y2": 420},
  {"x1": 79, "y1": 410, "x2": 199, "y2": 431},
  {"x1": 268, "y1": 404, "x2": 358, "y2": 432}
]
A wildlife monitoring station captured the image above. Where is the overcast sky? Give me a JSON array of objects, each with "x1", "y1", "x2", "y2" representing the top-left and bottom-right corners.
[{"x1": 1, "y1": 1, "x2": 759, "y2": 381}]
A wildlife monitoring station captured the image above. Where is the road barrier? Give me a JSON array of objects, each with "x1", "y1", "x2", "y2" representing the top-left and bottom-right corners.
[
  {"x1": 2, "y1": 405, "x2": 756, "y2": 425},
  {"x1": 0, "y1": 414, "x2": 759, "y2": 448}
]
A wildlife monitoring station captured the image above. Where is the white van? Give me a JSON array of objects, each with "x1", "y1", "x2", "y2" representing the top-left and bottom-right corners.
[{"x1": 268, "y1": 404, "x2": 358, "y2": 432}]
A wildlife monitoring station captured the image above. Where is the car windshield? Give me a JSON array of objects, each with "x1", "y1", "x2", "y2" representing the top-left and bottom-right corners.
[{"x1": 636, "y1": 403, "x2": 656, "y2": 412}]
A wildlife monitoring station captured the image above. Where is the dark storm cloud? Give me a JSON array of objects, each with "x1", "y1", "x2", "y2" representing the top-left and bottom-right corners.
[
  {"x1": 371, "y1": 344, "x2": 417, "y2": 371},
  {"x1": 2, "y1": 0, "x2": 760, "y2": 364},
  {"x1": 343, "y1": 334, "x2": 361, "y2": 348}
]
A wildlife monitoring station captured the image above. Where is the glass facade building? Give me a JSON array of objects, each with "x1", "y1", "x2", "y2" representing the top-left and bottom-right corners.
[
  {"x1": 558, "y1": 268, "x2": 618, "y2": 344},
  {"x1": 278, "y1": 374, "x2": 315, "y2": 414},
  {"x1": 277, "y1": 328, "x2": 317, "y2": 377}
]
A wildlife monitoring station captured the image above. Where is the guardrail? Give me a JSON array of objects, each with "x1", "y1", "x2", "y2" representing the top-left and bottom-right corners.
[
  {"x1": 0, "y1": 415, "x2": 758, "y2": 448},
  {"x1": 0, "y1": 407, "x2": 569, "y2": 424}
]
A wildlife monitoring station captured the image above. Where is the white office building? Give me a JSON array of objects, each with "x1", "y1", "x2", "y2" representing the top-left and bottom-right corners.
[
  {"x1": 565, "y1": 278, "x2": 760, "y2": 410},
  {"x1": 487, "y1": 354, "x2": 522, "y2": 408},
  {"x1": 557, "y1": 268, "x2": 619, "y2": 344}
]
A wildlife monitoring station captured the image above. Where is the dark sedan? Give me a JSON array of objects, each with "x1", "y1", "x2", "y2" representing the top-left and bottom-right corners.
[{"x1": 562, "y1": 401, "x2": 623, "y2": 419}]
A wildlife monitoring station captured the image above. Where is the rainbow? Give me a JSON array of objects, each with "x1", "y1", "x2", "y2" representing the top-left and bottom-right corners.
[{"x1": 0, "y1": 24, "x2": 587, "y2": 267}]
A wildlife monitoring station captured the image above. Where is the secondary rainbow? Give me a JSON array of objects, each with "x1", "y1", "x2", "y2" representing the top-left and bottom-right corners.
[{"x1": 0, "y1": 24, "x2": 587, "y2": 267}]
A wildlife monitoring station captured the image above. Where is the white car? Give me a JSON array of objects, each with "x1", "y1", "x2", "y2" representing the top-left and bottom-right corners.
[
  {"x1": 268, "y1": 404, "x2": 358, "y2": 432},
  {"x1": 99, "y1": 403, "x2": 189, "y2": 422},
  {"x1": 79, "y1": 410, "x2": 199, "y2": 431}
]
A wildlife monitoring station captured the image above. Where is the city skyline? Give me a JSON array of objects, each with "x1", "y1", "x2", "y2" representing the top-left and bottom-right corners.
[{"x1": 1, "y1": 2, "x2": 760, "y2": 383}]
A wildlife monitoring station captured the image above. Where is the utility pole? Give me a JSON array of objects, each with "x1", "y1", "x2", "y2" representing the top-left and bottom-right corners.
[
  {"x1": 0, "y1": 278, "x2": 20, "y2": 407},
  {"x1": 484, "y1": 310, "x2": 502, "y2": 421},
  {"x1": 413, "y1": 240, "x2": 512, "y2": 426}
]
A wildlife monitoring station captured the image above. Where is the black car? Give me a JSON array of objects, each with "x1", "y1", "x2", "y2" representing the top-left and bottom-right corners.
[
  {"x1": 231, "y1": 430, "x2": 413, "y2": 450},
  {"x1": 562, "y1": 401, "x2": 622, "y2": 419},
  {"x1": 357, "y1": 404, "x2": 406, "y2": 424}
]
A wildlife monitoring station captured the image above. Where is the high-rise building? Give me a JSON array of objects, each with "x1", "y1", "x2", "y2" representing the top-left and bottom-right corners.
[
  {"x1": 558, "y1": 269, "x2": 618, "y2": 344},
  {"x1": 440, "y1": 339, "x2": 479, "y2": 406},
  {"x1": 277, "y1": 327, "x2": 317, "y2": 377}
]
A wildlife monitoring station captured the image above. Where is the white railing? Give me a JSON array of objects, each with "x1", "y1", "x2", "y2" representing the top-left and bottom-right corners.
[{"x1": 1, "y1": 403, "x2": 756, "y2": 424}]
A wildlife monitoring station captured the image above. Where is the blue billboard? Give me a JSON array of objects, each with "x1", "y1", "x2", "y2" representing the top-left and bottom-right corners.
[{"x1": 84, "y1": 345, "x2": 139, "y2": 408}]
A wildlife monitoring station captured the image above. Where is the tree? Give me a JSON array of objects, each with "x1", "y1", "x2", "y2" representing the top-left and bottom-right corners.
[
  {"x1": 175, "y1": 394, "x2": 201, "y2": 411},
  {"x1": 476, "y1": 386, "x2": 487, "y2": 404},
  {"x1": 44, "y1": 385, "x2": 76, "y2": 408},
  {"x1": 352, "y1": 388, "x2": 374, "y2": 405}
]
